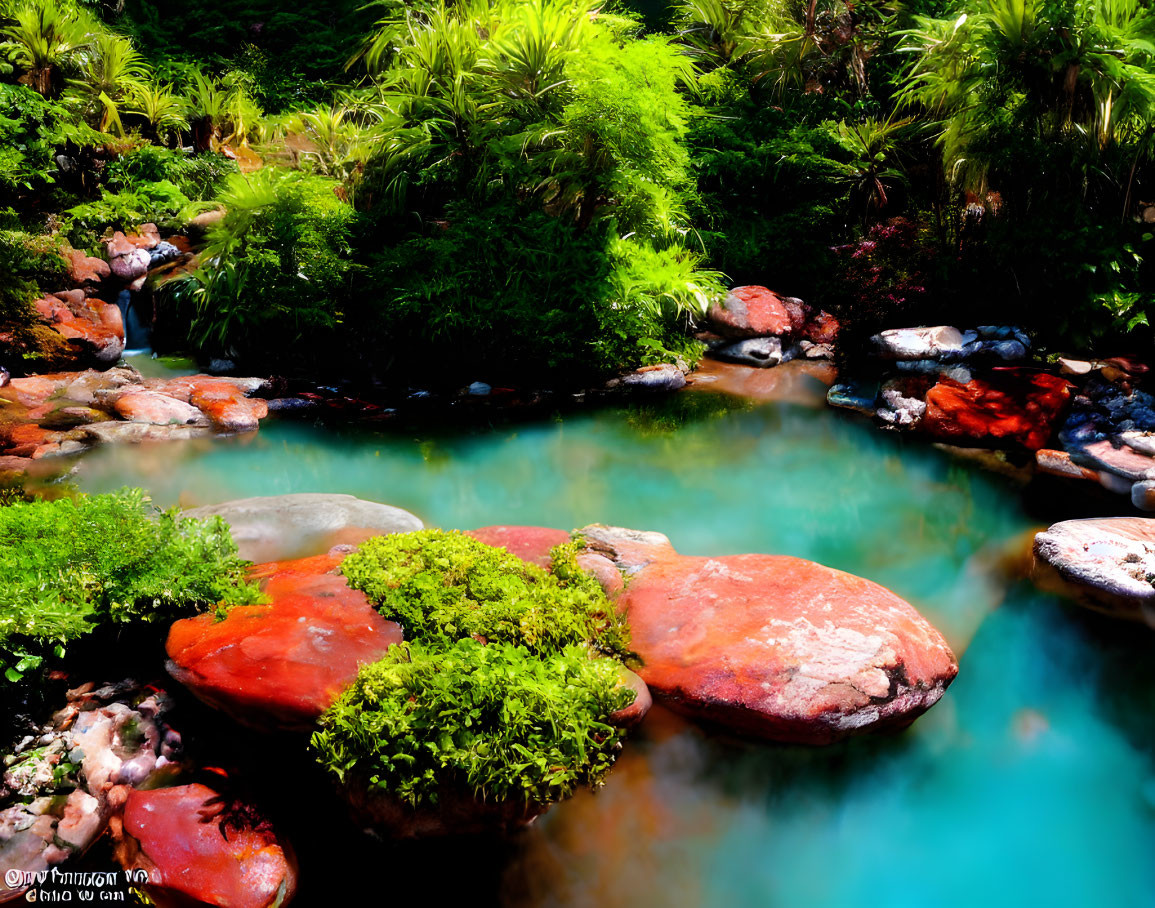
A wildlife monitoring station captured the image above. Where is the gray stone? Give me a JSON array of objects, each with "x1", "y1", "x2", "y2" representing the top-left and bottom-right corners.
[
  {"x1": 1033, "y1": 517, "x2": 1155, "y2": 626},
  {"x1": 872, "y1": 326, "x2": 964, "y2": 360},
  {"x1": 713, "y1": 337, "x2": 790, "y2": 368},
  {"x1": 467, "y1": 381, "x2": 492, "y2": 396},
  {"x1": 183, "y1": 492, "x2": 424, "y2": 562},
  {"x1": 620, "y1": 364, "x2": 686, "y2": 391},
  {"x1": 83, "y1": 422, "x2": 213, "y2": 445}
]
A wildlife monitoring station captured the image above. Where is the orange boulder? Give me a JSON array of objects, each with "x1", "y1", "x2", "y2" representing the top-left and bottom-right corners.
[
  {"x1": 922, "y1": 370, "x2": 1072, "y2": 451},
  {"x1": 166, "y1": 553, "x2": 402, "y2": 731}
]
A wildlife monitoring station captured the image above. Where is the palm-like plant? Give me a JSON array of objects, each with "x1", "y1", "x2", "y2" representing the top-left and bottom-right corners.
[
  {"x1": 0, "y1": 0, "x2": 98, "y2": 96},
  {"x1": 128, "y1": 82, "x2": 188, "y2": 145},
  {"x1": 898, "y1": 0, "x2": 1155, "y2": 202},
  {"x1": 67, "y1": 32, "x2": 149, "y2": 134}
]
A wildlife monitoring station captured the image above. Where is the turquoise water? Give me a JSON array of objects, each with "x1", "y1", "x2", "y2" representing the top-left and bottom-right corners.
[{"x1": 71, "y1": 390, "x2": 1155, "y2": 907}]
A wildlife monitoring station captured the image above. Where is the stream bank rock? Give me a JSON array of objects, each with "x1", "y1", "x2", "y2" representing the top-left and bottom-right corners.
[
  {"x1": 165, "y1": 552, "x2": 403, "y2": 732},
  {"x1": 110, "y1": 782, "x2": 297, "y2": 908},
  {"x1": 1032, "y1": 518, "x2": 1155, "y2": 626},
  {"x1": 580, "y1": 525, "x2": 957, "y2": 745},
  {"x1": 183, "y1": 493, "x2": 424, "y2": 563}
]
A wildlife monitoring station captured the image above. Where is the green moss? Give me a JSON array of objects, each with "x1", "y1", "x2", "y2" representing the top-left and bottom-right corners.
[
  {"x1": 0, "y1": 488, "x2": 264, "y2": 688},
  {"x1": 313, "y1": 638, "x2": 632, "y2": 808},
  {"x1": 316, "y1": 529, "x2": 638, "y2": 809},
  {"x1": 338, "y1": 529, "x2": 631, "y2": 659}
]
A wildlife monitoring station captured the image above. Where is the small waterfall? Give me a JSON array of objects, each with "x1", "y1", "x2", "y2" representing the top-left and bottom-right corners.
[{"x1": 117, "y1": 288, "x2": 152, "y2": 354}]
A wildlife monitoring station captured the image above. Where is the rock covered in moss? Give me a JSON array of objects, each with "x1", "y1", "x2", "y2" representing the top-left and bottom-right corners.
[
  {"x1": 166, "y1": 552, "x2": 403, "y2": 732},
  {"x1": 581, "y1": 525, "x2": 958, "y2": 745},
  {"x1": 111, "y1": 782, "x2": 297, "y2": 908}
]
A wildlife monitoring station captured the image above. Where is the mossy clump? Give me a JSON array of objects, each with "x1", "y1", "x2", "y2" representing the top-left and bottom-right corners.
[
  {"x1": 316, "y1": 528, "x2": 637, "y2": 811},
  {"x1": 0, "y1": 488, "x2": 264, "y2": 688},
  {"x1": 338, "y1": 529, "x2": 630, "y2": 659},
  {"x1": 313, "y1": 638, "x2": 632, "y2": 808}
]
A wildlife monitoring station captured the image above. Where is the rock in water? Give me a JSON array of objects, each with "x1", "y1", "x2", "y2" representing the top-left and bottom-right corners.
[
  {"x1": 183, "y1": 493, "x2": 424, "y2": 562},
  {"x1": 580, "y1": 525, "x2": 957, "y2": 744},
  {"x1": 166, "y1": 553, "x2": 403, "y2": 731},
  {"x1": 1032, "y1": 518, "x2": 1155, "y2": 626},
  {"x1": 112, "y1": 783, "x2": 297, "y2": 908}
]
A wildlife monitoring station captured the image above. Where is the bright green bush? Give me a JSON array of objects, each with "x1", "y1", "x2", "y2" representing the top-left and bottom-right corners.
[
  {"x1": 0, "y1": 488, "x2": 263, "y2": 688},
  {"x1": 173, "y1": 167, "x2": 359, "y2": 365},
  {"x1": 315, "y1": 528, "x2": 636, "y2": 809},
  {"x1": 104, "y1": 144, "x2": 238, "y2": 202},
  {"x1": 338, "y1": 529, "x2": 630, "y2": 659},
  {"x1": 313, "y1": 638, "x2": 632, "y2": 808}
]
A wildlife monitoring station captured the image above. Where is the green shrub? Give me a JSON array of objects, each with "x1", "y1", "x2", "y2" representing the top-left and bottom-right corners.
[
  {"x1": 104, "y1": 145, "x2": 238, "y2": 202},
  {"x1": 177, "y1": 167, "x2": 359, "y2": 365},
  {"x1": 0, "y1": 225, "x2": 68, "y2": 357},
  {"x1": 313, "y1": 638, "x2": 632, "y2": 808},
  {"x1": 338, "y1": 529, "x2": 630, "y2": 659},
  {"x1": 0, "y1": 488, "x2": 263, "y2": 688},
  {"x1": 63, "y1": 180, "x2": 200, "y2": 247},
  {"x1": 315, "y1": 528, "x2": 637, "y2": 809}
]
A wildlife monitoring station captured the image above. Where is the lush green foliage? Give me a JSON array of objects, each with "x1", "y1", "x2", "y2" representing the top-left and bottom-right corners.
[
  {"x1": 339, "y1": 529, "x2": 630, "y2": 658},
  {"x1": 164, "y1": 167, "x2": 358, "y2": 365},
  {"x1": 315, "y1": 529, "x2": 634, "y2": 808},
  {"x1": 0, "y1": 488, "x2": 263, "y2": 688},
  {"x1": 313, "y1": 638, "x2": 632, "y2": 807}
]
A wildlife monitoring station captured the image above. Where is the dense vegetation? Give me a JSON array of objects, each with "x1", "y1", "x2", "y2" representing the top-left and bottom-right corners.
[
  {"x1": 314, "y1": 530, "x2": 635, "y2": 808},
  {"x1": 0, "y1": 488, "x2": 262, "y2": 688},
  {"x1": 1, "y1": 0, "x2": 1153, "y2": 380}
]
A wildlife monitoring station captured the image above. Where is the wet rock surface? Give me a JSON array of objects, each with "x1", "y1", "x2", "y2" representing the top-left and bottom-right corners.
[
  {"x1": 111, "y1": 782, "x2": 297, "y2": 908},
  {"x1": 165, "y1": 552, "x2": 403, "y2": 732},
  {"x1": 183, "y1": 493, "x2": 424, "y2": 563},
  {"x1": 579, "y1": 525, "x2": 958, "y2": 744},
  {"x1": 1033, "y1": 517, "x2": 1155, "y2": 625}
]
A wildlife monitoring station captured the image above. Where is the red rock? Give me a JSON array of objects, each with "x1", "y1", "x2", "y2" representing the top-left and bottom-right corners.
[
  {"x1": 707, "y1": 286, "x2": 794, "y2": 339},
  {"x1": 34, "y1": 295, "x2": 125, "y2": 364},
  {"x1": 166, "y1": 553, "x2": 402, "y2": 731},
  {"x1": 188, "y1": 380, "x2": 269, "y2": 433},
  {"x1": 4, "y1": 374, "x2": 72, "y2": 406},
  {"x1": 65, "y1": 248, "x2": 111, "y2": 285},
  {"x1": 113, "y1": 783, "x2": 297, "y2": 908},
  {"x1": 802, "y1": 309, "x2": 840, "y2": 345},
  {"x1": 114, "y1": 391, "x2": 209, "y2": 426},
  {"x1": 581, "y1": 525, "x2": 957, "y2": 745},
  {"x1": 465, "y1": 525, "x2": 572, "y2": 568},
  {"x1": 576, "y1": 552, "x2": 624, "y2": 597},
  {"x1": 922, "y1": 371, "x2": 1072, "y2": 451}
]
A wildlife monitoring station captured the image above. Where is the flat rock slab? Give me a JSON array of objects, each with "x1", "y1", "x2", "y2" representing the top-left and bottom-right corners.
[
  {"x1": 113, "y1": 783, "x2": 297, "y2": 908},
  {"x1": 1033, "y1": 518, "x2": 1155, "y2": 625},
  {"x1": 580, "y1": 525, "x2": 957, "y2": 745},
  {"x1": 166, "y1": 552, "x2": 402, "y2": 731},
  {"x1": 183, "y1": 492, "x2": 424, "y2": 562}
]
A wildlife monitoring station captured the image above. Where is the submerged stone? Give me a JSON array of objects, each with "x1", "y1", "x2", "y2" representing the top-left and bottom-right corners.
[{"x1": 184, "y1": 493, "x2": 424, "y2": 562}]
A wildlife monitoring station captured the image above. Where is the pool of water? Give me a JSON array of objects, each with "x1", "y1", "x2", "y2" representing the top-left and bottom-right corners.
[{"x1": 70, "y1": 388, "x2": 1155, "y2": 907}]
